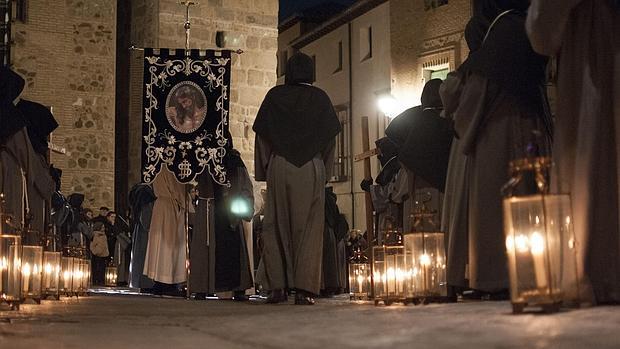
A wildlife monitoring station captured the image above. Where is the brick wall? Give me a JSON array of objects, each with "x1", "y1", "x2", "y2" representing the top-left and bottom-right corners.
[
  {"x1": 390, "y1": 0, "x2": 471, "y2": 105},
  {"x1": 12, "y1": 0, "x2": 116, "y2": 210},
  {"x1": 126, "y1": 0, "x2": 279, "y2": 185}
]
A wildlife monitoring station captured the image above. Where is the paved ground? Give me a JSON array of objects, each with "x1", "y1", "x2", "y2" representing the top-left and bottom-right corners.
[{"x1": 1, "y1": 291, "x2": 619, "y2": 349}]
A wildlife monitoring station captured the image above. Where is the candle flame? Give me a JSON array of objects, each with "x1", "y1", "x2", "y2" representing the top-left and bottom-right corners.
[
  {"x1": 23, "y1": 263, "x2": 31, "y2": 277},
  {"x1": 530, "y1": 232, "x2": 545, "y2": 255}
]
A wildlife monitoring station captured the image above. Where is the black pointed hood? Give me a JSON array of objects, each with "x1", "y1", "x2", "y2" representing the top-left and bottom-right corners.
[
  {"x1": 0, "y1": 67, "x2": 27, "y2": 145},
  {"x1": 17, "y1": 99, "x2": 59, "y2": 155}
]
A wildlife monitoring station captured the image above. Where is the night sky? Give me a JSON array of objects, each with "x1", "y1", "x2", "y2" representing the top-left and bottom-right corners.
[{"x1": 279, "y1": 0, "x2": 356, "y2": 21}]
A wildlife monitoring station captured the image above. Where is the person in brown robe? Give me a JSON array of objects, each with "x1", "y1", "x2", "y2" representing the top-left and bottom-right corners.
[
  {"x1": 441, "y1": 0, "x2": 552, "y2": 296},
  {"x1": 253, "y1": 52, "x2": 340, "y2": 305},
  {"x1": 143, "y1": 168, "x2": 191, "y2": 292},
  {"x1": 526, "y1": 0, "x2": 620, "y2": 304}
]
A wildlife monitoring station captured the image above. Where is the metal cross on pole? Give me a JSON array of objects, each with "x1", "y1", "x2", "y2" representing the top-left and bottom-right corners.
[{"x1": 180, "y1": 1, "x2": 197, "y2": 55}]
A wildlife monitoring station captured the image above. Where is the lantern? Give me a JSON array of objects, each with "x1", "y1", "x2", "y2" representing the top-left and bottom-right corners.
[
  {"x1": 348, "y1": 243, "x2": 370, "y2": 300},
  {"x1": 42, "y1": 251, "x2": 61, "y2": 300},
  {"x1": 403, "y1": 201, "x2": 450, "y2": 304},
  {"x1": 60, "y1": 256, "x2": 76, "y2": 296},
  {"x1": 21, "y1": 245, "x2": 43, "y2": 303},
  {"x1": 0, "y1": 203, "x2": 22, "y2": 310},
  {"x1": 76, "y1": 258, "x2": 91, "y2": 295},
  {"x1": 372, "y1": 222, "x2": 409, "y2": 306},
  {"x1": 503, "y1": 157, "x2": 579, "y2": 313},
  {"x1": 105, "y1": 264, "x2": 118, "y2": 287}
]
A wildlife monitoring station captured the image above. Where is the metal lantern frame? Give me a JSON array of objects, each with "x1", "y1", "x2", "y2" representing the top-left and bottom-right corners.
[
  {"x1": 60, "y1": 256, "x2": 78, "y2": 297},
  {"x1": 42, "y1": 251, "x2": 61, "y2": 300},
  {"x1": 0, "y1": 204, "x2": 22, "y2": 311},
  {"x1": 503, "y1": 157, "x2": 580, "y2": 314},
  {"x1": 403, "y1": 201, "x2": 452, "y2": 305},
  {"x1": 21, "y1": 245, "x2": 43, "y2": 304},
  {"x1": 348, "y1": 241, "x2": 371, "y2": 300},
  {"x1": 372, "y1": 222, "x2": 409, "y2": 306},
  {"x1": 105, "y1": 263, "x2": 118, "y2": 287}
]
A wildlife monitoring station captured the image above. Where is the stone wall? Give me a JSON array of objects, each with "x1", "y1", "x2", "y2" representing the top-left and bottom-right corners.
[
  {"x1": 11, "y1": 0, "x2": 116, "y2": 210},
  {"x1": 390, "y1": 0, "x2": 471, "y2": 104},
  {"x1": 126, "y1": 0, "x2": 279, "y2": 186}
]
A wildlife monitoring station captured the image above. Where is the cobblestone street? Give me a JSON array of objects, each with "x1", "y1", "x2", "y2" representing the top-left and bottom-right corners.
[{"x1": 1, "y1": 292, "x2": 619, "y2": 349}]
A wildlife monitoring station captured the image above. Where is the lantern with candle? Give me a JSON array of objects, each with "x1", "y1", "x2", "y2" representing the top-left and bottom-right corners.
[
  {"x1": 21, "y1": 245, "x2": 43, "y2": 303},
  {"x1": 0, "y1": 194, "x2": 22, "y2": 310},
  {"x1": 60, "y1": 256, "x2": 76, "y2": 296},
  {"x1": 42, "y1": 251, "x2": 61, "y2": 300},
  {"x1": 372, "y1": 219, "x2": 409, "y2": 306},
  {"x1": 348, "y1": 230, "x2": 370, "y2": 300},
  {"x1": 503, "y1": 157, "x2": 580, "y2": 313},
  {"x1": 403, "y1": 197, "x2": 451, "y2": 304},
  {"x1": 105, "y1": 263, "x2": 118, "y2": 287}
]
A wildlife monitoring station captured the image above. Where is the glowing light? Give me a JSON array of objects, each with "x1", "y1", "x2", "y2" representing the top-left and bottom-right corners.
[
  {"x1": 530, "y1": 232, "x2": 545, "y2": 255},
  {"x1": 515, "y1": 234, "x2": 529, "y2": 253},
  {"x1": 377, "y1": 95, "x2": 402, "y2": 118},
  {"x1": 419, "y1": 254, "x2": 431, "y2": 267},
  {"x1": 230, "y1": 198, "x2": 251, "y2": 217}
]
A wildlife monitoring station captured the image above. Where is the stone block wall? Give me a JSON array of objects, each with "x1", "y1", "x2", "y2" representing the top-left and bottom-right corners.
[
  {"x1": 11, "y1": 0, "x2": 116, "y2": 210},
  {"x1": 127, "y1": 0, "x2": 278, "y2": 186}
]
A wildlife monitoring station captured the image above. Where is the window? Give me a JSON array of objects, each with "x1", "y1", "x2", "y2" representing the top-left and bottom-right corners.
[
  {"x1": 311, "y1": 54, "x2": 317, "y2": 82},
  {"x1": 331, "y1": 105, "x2": 350, "y2": 182},
  {"x1": 424, "y1": 0, "x2": 448, "y2": 11},
  {"x1": 334, "y1": 41, "x2": 343, "y2": 73},
  {"x1": 360, "y1": 26, "x2": 372, "y2": 61},
  {"x1": 0, "y1": 0, "x2": 11, "y2": 66},
  {"x1": 278, "y1": 50, "x2": 288, "y2": 78},
  {"x1": 423, "y1": 63, "x2": 450, "y2": 82}
]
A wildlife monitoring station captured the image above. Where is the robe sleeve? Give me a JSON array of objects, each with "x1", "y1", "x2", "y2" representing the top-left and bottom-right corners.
[
  {"x1": 254, "y1": 134, "x2": 272, "y2": 182},
  {"x1": 322, "y1": 138, "x2": 336, "y2": 181},
  {"x1": 526, "y1": 0, "x2": 582, "y2": 56},
  {"x1": 439, "y1": 71, "x2": 465, "y2": 121}
]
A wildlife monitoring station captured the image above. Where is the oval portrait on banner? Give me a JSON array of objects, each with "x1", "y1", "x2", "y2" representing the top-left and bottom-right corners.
[{"x1": 165, "y1": 81, "x2": 208, "y2": 134}]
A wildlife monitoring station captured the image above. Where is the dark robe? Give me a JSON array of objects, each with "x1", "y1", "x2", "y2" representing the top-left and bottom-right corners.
[
  {"x1": 322, "y1": 187, "x2": 348, "y2": 294},
  {"x1": 128, "y1": 183, "x2": 156, "y2": 289},
  {"x1": 254, "y1": 52, "x2": 340, "y2": 295},
  {"x1": 442, "y1": 4, "x2": 552, "y2": 291},
  {"x1": 214, "y1": 150, "x2": 254, "y2": 293}
]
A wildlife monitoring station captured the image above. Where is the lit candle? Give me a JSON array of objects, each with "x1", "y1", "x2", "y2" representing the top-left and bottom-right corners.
[
  {"x1": 44, "y1": 263, "x2": 53, "y2": 289},
  {"x1": 23, "y1": 263, "x2": 31, "y2": 294},
  {"x1": 530, "y1": 231, "x2": 548, "y2": 289}
]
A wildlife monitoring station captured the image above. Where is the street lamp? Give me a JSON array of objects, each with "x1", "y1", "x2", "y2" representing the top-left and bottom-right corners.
[{"x1": 377, "y1": 93, "x2": 402, "y2": 119}]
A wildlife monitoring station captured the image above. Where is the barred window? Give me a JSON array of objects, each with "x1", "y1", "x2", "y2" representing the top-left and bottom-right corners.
[{"x1": 330, "y1": 105, "x2": 350, "y2": 183}]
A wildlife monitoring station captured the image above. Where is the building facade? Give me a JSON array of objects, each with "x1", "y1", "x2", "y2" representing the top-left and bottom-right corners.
[{"x1": 278, "y1": 0, "x2": 472, "y2": 229}]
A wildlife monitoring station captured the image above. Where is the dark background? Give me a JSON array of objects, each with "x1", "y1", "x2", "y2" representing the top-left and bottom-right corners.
[{"x1": 279, "y1": 0, "x2": 356, "y2": 21}]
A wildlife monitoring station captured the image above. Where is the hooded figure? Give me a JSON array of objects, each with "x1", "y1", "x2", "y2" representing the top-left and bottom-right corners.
[
  {"x1": 0, "y1": 68, "x2": 55, "y2": 233},
  {"x1": 440, "y1": 0, "x2": 552, "y2": 296},
  {"x1": 253, "y1": 52, "x2": 341, "y2": 305},
  {"x1": 128, "y1": 183, "x2": 157, "y2": 290},
  {"x1": 526, "y1": 0, "x2": 620, "y2": 304},
  {"x1": 386, "y1": 79, "x2": 454, "y2": 192}
]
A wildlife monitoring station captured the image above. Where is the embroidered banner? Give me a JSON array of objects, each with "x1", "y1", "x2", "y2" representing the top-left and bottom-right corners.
[{"x1": 141, "y1": 48, "x2": 232, "y2": 185}]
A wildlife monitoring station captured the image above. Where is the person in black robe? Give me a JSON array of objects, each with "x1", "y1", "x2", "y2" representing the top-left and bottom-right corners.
[
  {"x1": 385, "y1": 79, "x2": 454, "y2": 192},
  {"x1": 213, "y1": 149, "x2": 254, "y2": 300},
  {"x1": 253, "y1": 52, "x2": 341, "y2": 305},
  {"x1": 128, "y1": 183, "x2": 156, "y2": 291}
]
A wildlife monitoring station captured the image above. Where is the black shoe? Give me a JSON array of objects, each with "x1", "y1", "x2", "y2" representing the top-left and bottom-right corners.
[
  {"x1": 294, "y1": 291, "x2": 315, "y2": 305},
  {"x1": 265, "y1": 289, "x2": 288, "y2": 304},
  {"x1": 233, "y1": 291, "x2": 249, "y2": 301},
  {"x1": 194, "y1": 293, "x2": 207, "y2": 300}
]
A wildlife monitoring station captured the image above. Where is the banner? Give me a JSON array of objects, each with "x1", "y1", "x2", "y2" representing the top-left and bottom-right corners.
[{"x1": 141, "y1": 48, "x2": 232, "y2": 185}]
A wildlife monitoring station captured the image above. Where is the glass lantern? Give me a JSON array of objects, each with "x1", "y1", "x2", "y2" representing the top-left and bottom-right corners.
[
  {"x1": 372, "y1": 244, "x2": 409, "y2": 305},
  {"x1": 60, "y1": 256, "x2": 76, "y2": 296},
  {"x1": 403, "y1": 202, "x2": 450, "y2": 304},
  {"x1": 348, "y1": 244, "x2": 370, "y2": 300},
  {"x1": 42, "y1": 251, "x2": 61, "y2": 300},
  {"x1": 503, "y1": 157, "x2": 579, "y2": 313},
  {"x1": 21, "y1": 245, "x2": 43, "y2": 303},
  {"x1": 76, "y1": 258, "x2": 91, "y2": 295},
  {"x1": 0, "y1": 203, "x2": 22, "y2": 310},
  {"x1": 105, "y1": 264, "x2": 118, "y2": 287}
]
